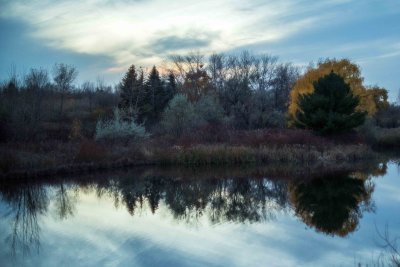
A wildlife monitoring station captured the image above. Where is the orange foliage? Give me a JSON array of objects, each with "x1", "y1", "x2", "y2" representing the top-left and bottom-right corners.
[
  {"x1": 288, "y1": 59, "x2": 388, "y2": 120},
  {"x1": 182, "y1": 68, "x2": 213, "y2": 102}
]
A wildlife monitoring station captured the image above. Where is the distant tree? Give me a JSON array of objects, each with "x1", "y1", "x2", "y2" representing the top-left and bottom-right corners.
[
  {"x1": 169, "y1": 52, "x2": 205, "y2": 84},
  {"x1": 194, "y1": 94, "x2": 224, "y2": 126},
  {"x1": 53, "y1": 63, "x2": 78, "y2": 117},
  {"x1": 165, "y1": 71, "x2": 177, "y2": 102},
  {"x1": 397, "y1": 88, "x2": 400, "y2": 106},
  {"x1": 161, "y1": 94, "x2": 197, "y2": 137},
  {"x1": 208, "y1": 53, "x2": 225, "y2": 90},
  {"x1": 82, "y1": 81, "x2": 95, "y2": 112},
  {"x1": 4, "y1": 68, "x2": 51, "y2": 140},
  {"x1": 119, "y1": 65, "x2": 138, "y2": 112},
  {"x1": 24, "y1": 68, "x2": 50, "y2": 126},
  {"x1": 182, "y1": 68, "x2": 213, "y2": 102},
  {"x1": 144, "y1": 66, "x2": 165, "y2": 126},
  {"x1": 294, "y1": 72, "x2": 366, "y2": 135},
  {"x1": 272, "y1": 63, "x2": 299, "y2": 111}
]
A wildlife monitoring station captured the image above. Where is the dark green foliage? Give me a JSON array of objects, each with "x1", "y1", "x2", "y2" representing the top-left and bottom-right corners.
[
  {"x1": 119, "y1": 66, "x2": 176, "y2": 128},
  {"x1": 295, "y1": 72, "x2": 366, "y2": 135},
  {"x1": 143, "y1": 66, "x2": 167, "y2": 126},
  {"x1": 118, "y1": 65, "x2": 145, "y2": 119},
  {"x1": 166, "y1": 72, "x2": 177, "y2": 102}
]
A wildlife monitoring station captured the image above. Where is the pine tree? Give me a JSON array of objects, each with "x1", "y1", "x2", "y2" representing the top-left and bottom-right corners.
[
  {"x1": 144, "y1": 66, "x2": 164, "y2": 126},
  {"x1": 166, "y1": 72, "x2": 177, "y2": 101},
  {"x1": 119, "y1": 65, "x2": 137, "y2": 111},
  {"x1": 119, "y1": 65, "x2": 146, "y2": 121},
  {"x1": 295, "y1": 72, "x2": 366, "y2": 135}
]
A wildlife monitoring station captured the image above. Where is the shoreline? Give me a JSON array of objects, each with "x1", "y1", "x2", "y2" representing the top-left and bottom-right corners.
[{"x1": 0, "y1": 142, "x2": 384, "y2": 179}]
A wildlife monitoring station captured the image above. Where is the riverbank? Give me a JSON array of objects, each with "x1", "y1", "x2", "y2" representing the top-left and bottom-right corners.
[{"x1": 0, "y1": 130, "x2": 382, "y2": 179}]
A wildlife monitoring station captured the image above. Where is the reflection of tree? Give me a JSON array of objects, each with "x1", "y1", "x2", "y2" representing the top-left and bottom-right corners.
[
  {"x1": 289, "y1": 173, "x2": 374, "y2": 236},
  {"x1": 0, "y1": 160, "x2": 387, "y2": 259},
  {"x1": 0, "y1": 181, "x2": 48, "y2": 255},
  {"x1": 54, "y1": 183, "x2": 77, "y2": 220},
  {"x1": 206, "y1": 179, "x2": 288, "y2": 224},
  {"x1": 375, "y1": 224, "x2": 400, "y2": 267},
  {"x1": 100, "y1": 176, "x2": 289, "y2": 224}
]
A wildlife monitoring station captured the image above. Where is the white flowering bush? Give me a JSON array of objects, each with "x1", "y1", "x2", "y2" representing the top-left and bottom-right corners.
[{"x1": 95, "y1": 109, "x2": 148, "y2": 141}]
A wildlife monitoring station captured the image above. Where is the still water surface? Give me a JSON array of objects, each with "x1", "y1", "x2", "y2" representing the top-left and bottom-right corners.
[{"x1": 0, "y1": 161, "x2": 399, "y2": 267}]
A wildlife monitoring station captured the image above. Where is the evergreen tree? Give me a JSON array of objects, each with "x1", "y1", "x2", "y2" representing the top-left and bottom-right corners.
[
  {"x1": 295, "y1": 72, "x2": 366, "y2": 135},
  {"x1": 119, "y1": 65, "x2": 145, "y2": 121},
  {"x1": 119, "y1": 65, "x2": 137, "y2": 111},
  {"x1": 144, "y1": 66, "x2": 164, "y2": 126},
  {"x1": 166, "y1": 72, "x2": 177, "y2": 102}
]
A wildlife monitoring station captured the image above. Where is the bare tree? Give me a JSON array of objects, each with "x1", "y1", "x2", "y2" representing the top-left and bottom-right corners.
[
  {"x1": 252, "y1": 54, "x2": 278, "y2": 91},
  {"x1": 208, "y1": 53, "x2": 226, "y2": 91},
  {"x1": 53, "y1": 63, "x2": 78, "y2": 117},
  {"x1": 375, "y1": 224, "x2": 400, "y2": 267},
  {"x1": 169, "y1": 52, "x2": 205, "y2": 84},
  {"x1": 82, "y1": 81, "x2": 95, "y2": 112}
]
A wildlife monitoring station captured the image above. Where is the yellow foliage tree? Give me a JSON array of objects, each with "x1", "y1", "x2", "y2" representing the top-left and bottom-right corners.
[{"x1": 288, "y1": 59, "x2": 388, "y2": 120}]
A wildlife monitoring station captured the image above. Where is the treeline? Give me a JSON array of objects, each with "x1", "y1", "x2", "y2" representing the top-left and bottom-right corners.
[
  {"x1": 0, "y1": 64, "x2": 118, "y2": 141},
  {"x1": 0, "y1": 51, "x2": 399, "y2": 143},
  {"x1": 108, "y1": 52, "x2": 300, "y2": 140}
]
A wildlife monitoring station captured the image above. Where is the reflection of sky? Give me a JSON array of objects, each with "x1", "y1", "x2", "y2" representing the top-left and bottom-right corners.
[
  {"x1": 0, "y1": 163, "x2": 399, "y2": 267},
  {"x1": 0, "y1": 0, "x2": 400, "y2": 100}
]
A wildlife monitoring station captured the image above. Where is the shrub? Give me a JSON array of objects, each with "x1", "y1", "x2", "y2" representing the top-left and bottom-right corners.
[
  {"x1": 161, "y1": 94, "x2": 197, "y2": 138},
  {"x1": 375, "y1": 104, "x2": 400, "y2": 128},
  {"x1": 194, "y1": 94, "x2": 225, "y2": 125},
  {"x1": 95, "y1": 109, "x2": 148, "y2": 141},
  {"x1": 374, "y1": 128, "x2": 400, "y2": 147},
  {"x1": 75, "y1": 140, "x2": 107, "y2": 163}
]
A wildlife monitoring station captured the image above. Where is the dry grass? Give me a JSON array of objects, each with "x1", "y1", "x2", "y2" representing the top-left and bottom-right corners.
[
  {"x1": 0, "y1": 132, "x2": 379, "y2": 177},
  {"x1": 151, "y1": 144, "x2": 375, "y2": 166}
]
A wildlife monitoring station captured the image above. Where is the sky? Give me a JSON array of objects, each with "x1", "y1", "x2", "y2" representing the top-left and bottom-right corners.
[{"x1": 0, "y1": 0, "x2": 399, "y2": 101}]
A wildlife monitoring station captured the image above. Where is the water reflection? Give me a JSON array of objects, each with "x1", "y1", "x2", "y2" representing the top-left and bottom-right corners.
[
  {"x1": 0, "y1": 162, "x2": 387, "y2": 258},
  {"x1": 0, "y1": 180, "x2": 48, "y2": 256},
  {"x1": 54, "y1": 183, "x2": 78, "y2": 220},
  {"x1": 289, "y1": 173, "x2": 374, "y2": 236}
]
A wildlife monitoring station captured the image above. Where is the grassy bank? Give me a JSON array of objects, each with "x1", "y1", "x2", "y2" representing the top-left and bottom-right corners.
[
  {"x1": 153, "y1": 144, "x2": 375, "y2": 165},
  {"x1": 0, "y1": 131, "x2": 380, "y2": 179}
]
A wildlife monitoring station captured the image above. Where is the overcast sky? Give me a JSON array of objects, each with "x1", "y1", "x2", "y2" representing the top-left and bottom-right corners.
[{"x1": 0, "y1": 0, "x2": 399, "y2": 101}]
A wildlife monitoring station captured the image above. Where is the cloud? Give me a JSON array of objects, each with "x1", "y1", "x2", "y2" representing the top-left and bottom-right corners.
[
  {"x1": 1, "y1": 0, "x2": 399, "y2": 100},
  {"x1": 151, "y1": 34, "x2": 215, "y2": 54},
  {"x1": 0, "y1": 0, "x2": 356, "y2": 69}
]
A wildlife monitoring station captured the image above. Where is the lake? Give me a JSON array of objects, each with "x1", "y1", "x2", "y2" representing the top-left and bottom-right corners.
[{"x1": 0, "y1": 160, "x2": 399, "y2": 267}]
